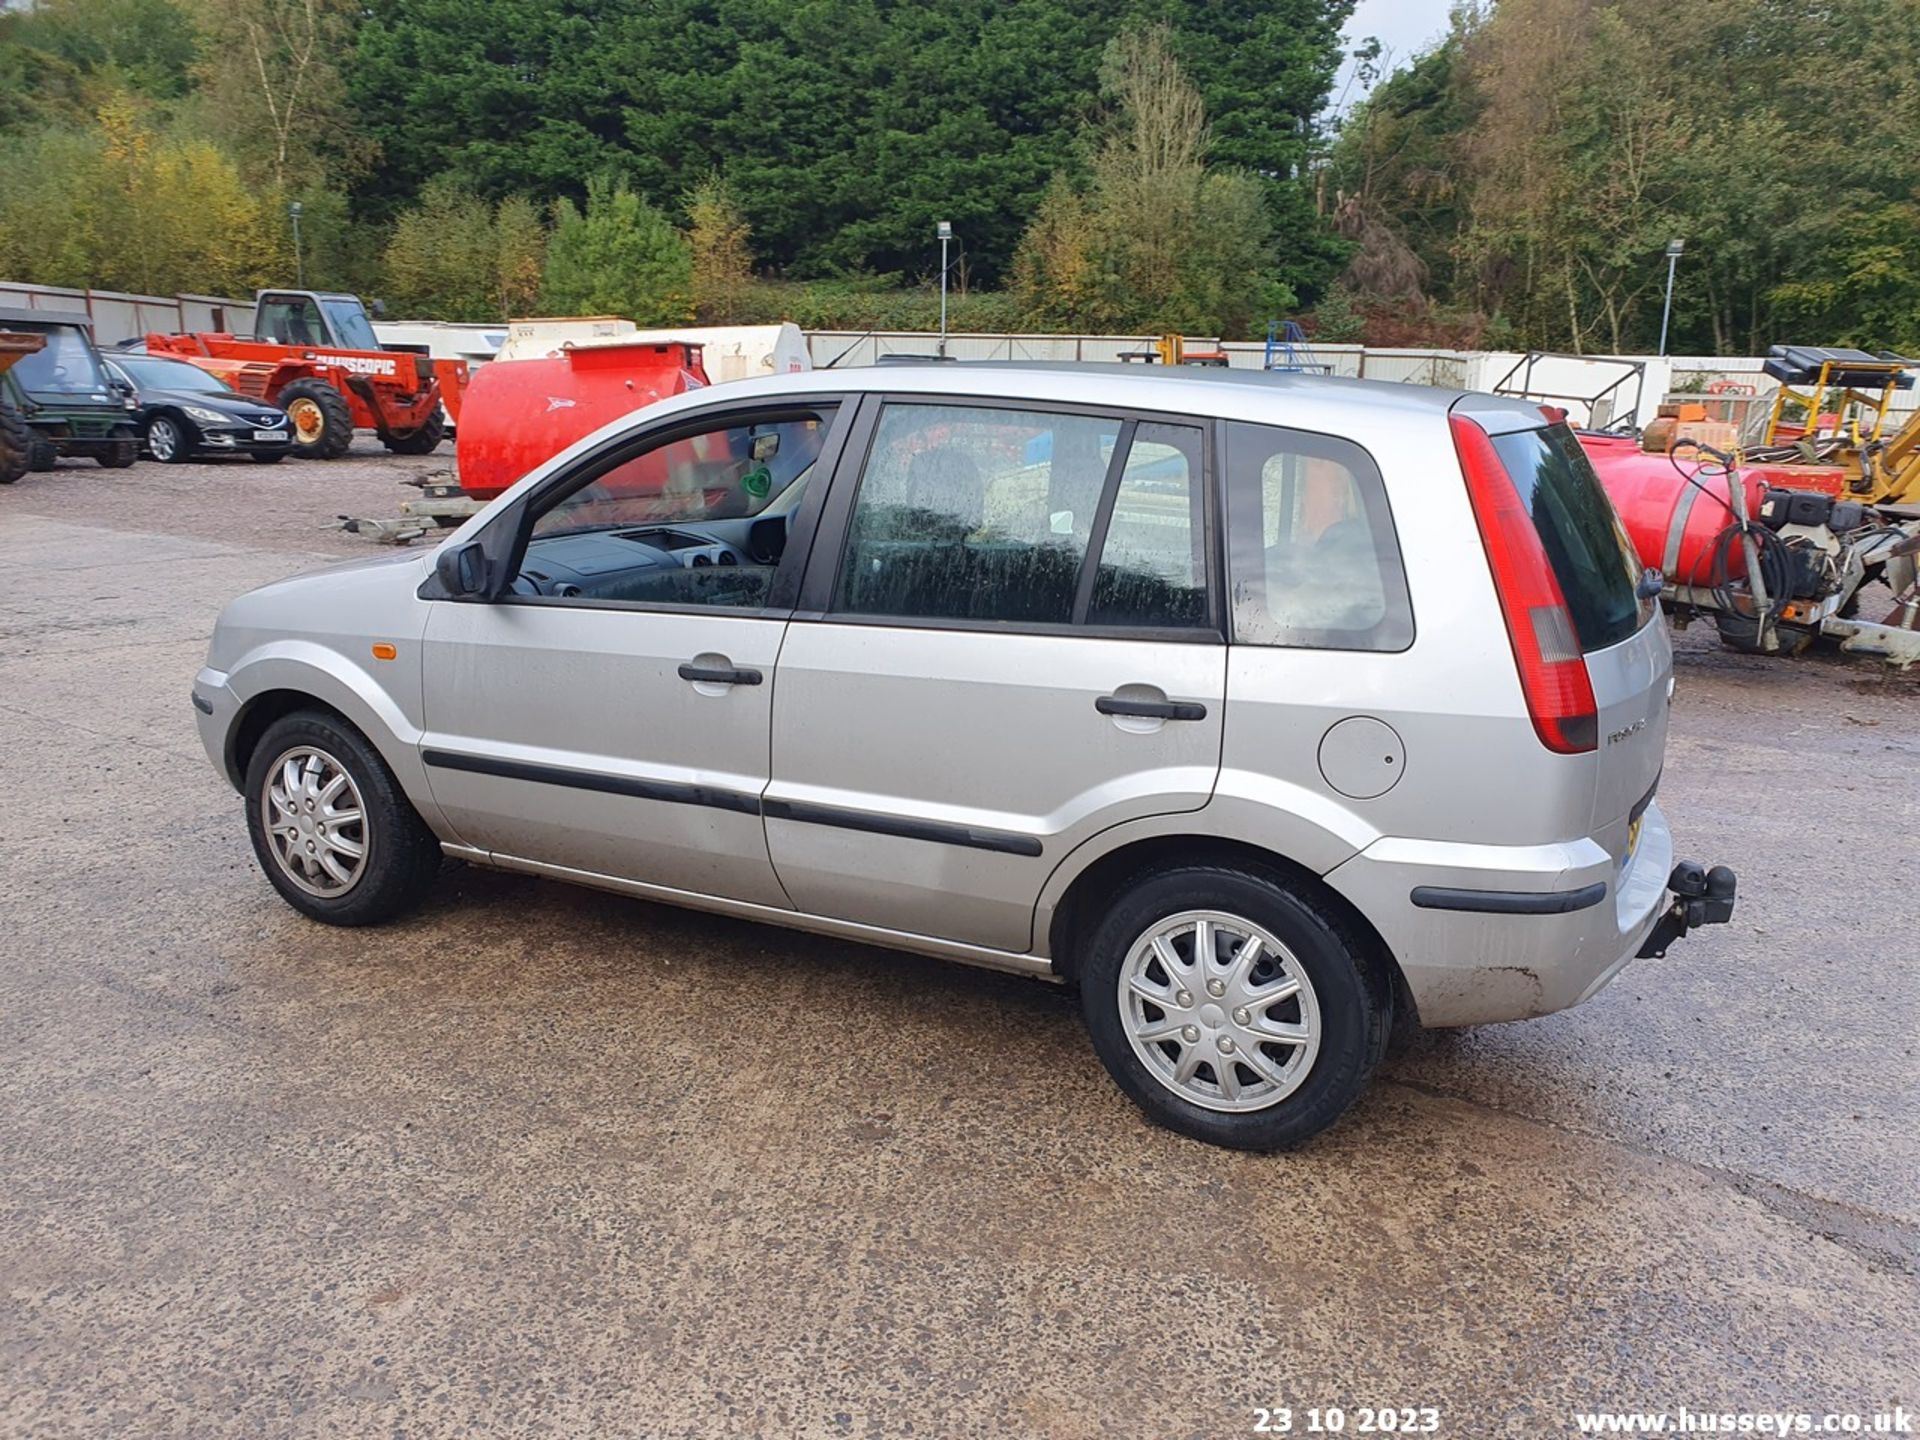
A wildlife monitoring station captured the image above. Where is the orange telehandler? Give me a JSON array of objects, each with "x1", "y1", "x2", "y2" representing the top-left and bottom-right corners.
[{"x1": 147, "y1": 289, "x2": 467, "y2": 460}]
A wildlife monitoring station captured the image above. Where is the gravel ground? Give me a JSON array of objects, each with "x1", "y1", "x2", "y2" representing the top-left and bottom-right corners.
[
  {"x1": 1, "y1": 441, "x2": 1915, "y2": 1438},
  {"x1": 0, "y1": 442, "x2": 453, "y2": 555}
]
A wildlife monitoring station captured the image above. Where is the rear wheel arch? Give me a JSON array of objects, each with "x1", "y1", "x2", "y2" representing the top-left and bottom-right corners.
[{"x1": 1044, "y1": 833, "x2": 1416, "y2": 1024}]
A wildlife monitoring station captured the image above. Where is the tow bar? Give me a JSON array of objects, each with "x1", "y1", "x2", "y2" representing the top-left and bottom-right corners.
[{"x1": 1637, "y1": 861, "x2": 1738, "y2": 958}]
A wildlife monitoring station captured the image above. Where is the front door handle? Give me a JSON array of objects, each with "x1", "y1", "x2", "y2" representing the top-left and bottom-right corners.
[
  {"x1": 678, "y1": 660, "x2": 763, "y2": 686},
  {"x1": 1096, "y1": 694, "x2": 1207, "y2": 721}
]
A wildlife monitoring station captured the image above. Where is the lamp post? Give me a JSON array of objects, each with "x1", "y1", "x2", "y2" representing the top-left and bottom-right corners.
[
  {"x1": 936, "y1": 220, "x2": 953, "y2": 357},
  {"x1": 290, "y1": 201, "x2": 305, "y2": 287},
  {"x1": 1658, "y1": 238, "x2": 1684, "y2": 356}
]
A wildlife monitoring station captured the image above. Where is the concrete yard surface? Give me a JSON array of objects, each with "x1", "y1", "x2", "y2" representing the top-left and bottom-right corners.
[{"x1": 1, "y1": 450, "x2": 1916, "y2": 1438}]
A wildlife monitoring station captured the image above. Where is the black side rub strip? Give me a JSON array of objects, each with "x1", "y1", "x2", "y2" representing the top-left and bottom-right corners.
[
  {"x1": 1410, "y1": 882, "x2": 1608, "y2": 916},
  {"x1": 762, "y1": 798, "x2": 1042, "y2": 857},
  {"x1": 422, "y1": 749, "x2": 762, "y2": 815},
  {"x1": 420, "y1": 750, "x2": 1043, "y2": 857}
]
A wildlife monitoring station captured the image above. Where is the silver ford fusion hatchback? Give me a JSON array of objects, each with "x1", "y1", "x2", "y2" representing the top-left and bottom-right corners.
[{"x1": 194, "y1": 364, "x2": 1735, "y2": 1150}]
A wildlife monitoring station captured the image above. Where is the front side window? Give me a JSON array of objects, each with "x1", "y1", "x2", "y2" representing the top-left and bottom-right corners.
[
  {"x1": 256, "y1": 297, "x2": 324, "y2": 346},
  {"x1": 510, "y1": 409, "x2": 836, "y2": 611},
  {"x1": 1224, "y1": 421, "x2": 1413, "y2": 652},
  {"x1": 834, "y1": 402, "x2": 1209, "y2": 629}
]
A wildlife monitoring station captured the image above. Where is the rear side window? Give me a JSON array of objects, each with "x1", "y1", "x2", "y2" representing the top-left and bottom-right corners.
[
  {"x1": 834, "y1": 403, "x2": 1210, "y2": 630},
  {"x1": 1224, "y1": 422, "x2": 1413, "y2": 652},
  {"x1": 1087, "y1": 423, "x2": 1208, "y2": 627},
  {"x1": 1488, "y1": 424, "x2": 1645, "y2": 652}
]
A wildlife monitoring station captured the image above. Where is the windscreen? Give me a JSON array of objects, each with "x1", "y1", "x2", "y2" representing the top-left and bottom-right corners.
[
  {"x1": 321, "y1": 298, "x2": 382, "y2": 351},
  {"x1": 121, "y1": 356, "x2": 229, "y2": 394},
  {"x1": 12, "y1": 326, "x2": 106, "y2": 394},
  {"x1": 1489, "y1": 423, "x2": 1647, "y2": 652}
]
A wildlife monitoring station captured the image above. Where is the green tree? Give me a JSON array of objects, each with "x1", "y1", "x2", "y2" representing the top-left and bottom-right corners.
[
  {"x1": 493, "y1": 193, "x2": 546, "y2": 319},
  {"x1": 1012, "y1": 23, "x2": 1282, "y2": 337},
  {"x1": 540, "y1": 176, "x2": 693, "y2": 324},
  {"x1": 685, "y1": 174, "x2": 753, "y2": 323},
  {"x1": 0, "y1": 98, "x2": 288, "y2": 295},
  {"x1": 1009, "y1": 177, "x2": 1113, "y2": 330},
  {"x1": 2, "y1": 0, "x2": 198, "y2": 110},
  {"x1": 183, "y1": 0, "x2": 372, "y2": 190},
  {"x1": 343, "y1": 0, "x2": 1352, "y2": 283},
  {"x1": 382, "y1": 181, "x2": 548, "y2": 320}
]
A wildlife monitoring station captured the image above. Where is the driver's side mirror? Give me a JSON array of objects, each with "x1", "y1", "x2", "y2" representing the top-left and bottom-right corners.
[{"x1": 435, "y1": 540, "x2": 490, "y2": 598}]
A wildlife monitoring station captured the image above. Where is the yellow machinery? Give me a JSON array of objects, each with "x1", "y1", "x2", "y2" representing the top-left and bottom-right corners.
[
  {"x1": 1118, "y1": 334, "x2": 1231, "y2": 367},
  {"x1": 1758, "y1": 347, "x2": 1920, "y2": 509}
]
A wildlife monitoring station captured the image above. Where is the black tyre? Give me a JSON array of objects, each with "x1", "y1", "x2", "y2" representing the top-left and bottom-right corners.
[
  {"x1": 278, "y1": 379, "x2": 354, "y2": 459},
  {"x1": 381, "y1": 406, "x2": 446, "y2": 455},
  {"x1": 1077, "y1": 864, "x2": 1392, "y2": 1151},
  {"x1": 0, "y1": 401, "x2": 28, "y2": 484},
  {"x1": 96, "y1": 429, "x2": 139, "y2": 468},
  {"x1": 243, "y1": 709, "x2": 441, "y2": 926},
  {"x1": 146, "y1": 413, "x2": 194, "y2": 464},
  {"x1": 250, "y1": 450, "x2": 287, "y2": 464},
  {"x1": 28, "y1": 437, "x2": 57, "y2": 472}
]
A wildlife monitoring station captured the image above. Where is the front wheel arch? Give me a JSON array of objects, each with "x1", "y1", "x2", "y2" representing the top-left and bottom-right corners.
[
  {"x1": 227, "y1": 688, "x2": 353, "y2": 790},
  {"x1": 1045, "y1": 833, "x2": 1415, "y2": 1025}
]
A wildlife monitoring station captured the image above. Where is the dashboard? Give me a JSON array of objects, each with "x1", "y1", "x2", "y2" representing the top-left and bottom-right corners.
[{"x1": 511, "y1": 514, "x2": 791, "y2": 607}]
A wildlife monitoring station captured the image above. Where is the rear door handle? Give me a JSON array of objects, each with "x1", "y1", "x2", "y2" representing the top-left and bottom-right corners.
[
  {"x1": 1096, "y1": 695, "x2": 1207, "y2": 721},
  {"x1": 678, "y1": 661, "x2": 763, "y2": 686}
]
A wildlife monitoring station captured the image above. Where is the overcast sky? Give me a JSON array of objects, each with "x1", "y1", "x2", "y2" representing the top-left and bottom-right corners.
[{"x1": 1329, "y1": 0, "x2": 1457, "y2": 112}]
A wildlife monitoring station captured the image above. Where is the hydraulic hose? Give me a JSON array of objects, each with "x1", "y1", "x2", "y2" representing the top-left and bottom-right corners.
[{"x1": 1666, "y1": 439, "x2": 1793, "y2": 623}]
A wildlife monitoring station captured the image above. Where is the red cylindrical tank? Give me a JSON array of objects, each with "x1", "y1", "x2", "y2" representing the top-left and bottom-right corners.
[
  {"x1": 455, "y1": 341, "x2": 708, "y2": 500},
  {"x1": 1578, "y1": 434, "x2": 1769, "y2": 585}
]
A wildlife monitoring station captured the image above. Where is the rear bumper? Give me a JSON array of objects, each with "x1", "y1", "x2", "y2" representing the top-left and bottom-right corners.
[{"x1": 1324, "y1": 802, "x2": 1732, "y2": 1027}]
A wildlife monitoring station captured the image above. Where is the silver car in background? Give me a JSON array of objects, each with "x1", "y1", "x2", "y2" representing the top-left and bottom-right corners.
[{"x1": 193, "y1": 364, "x2": 1735, "y2": 1149}]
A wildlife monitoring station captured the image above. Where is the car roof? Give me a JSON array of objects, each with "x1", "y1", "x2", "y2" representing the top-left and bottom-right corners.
[
  {"x1": 0, "y1": 306, "x2": 92, "y2": 330},
  {"x1": 706, "y1": 359, "x2": 1549, "y2": 430}
]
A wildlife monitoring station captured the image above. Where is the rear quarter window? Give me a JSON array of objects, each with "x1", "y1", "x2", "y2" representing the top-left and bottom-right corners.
[
  {"x1": 1223, "y1": 421, "x2": 1414, "y2": 652},
  {"x1": 1488, "y1": 423, "x2": 1646, "y2": 652}
]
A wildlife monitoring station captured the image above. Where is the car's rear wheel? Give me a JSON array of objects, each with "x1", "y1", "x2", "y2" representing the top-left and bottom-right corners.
[
  {"x1": 147, "y1": 414, "x2": 191, "y2": 463},
  {"x1": 243, "y1": 710, "x2": 440, "y2": 925},
  {"x1": 1077, "y1": 865, "x2": 1391, "y2": 1151}
]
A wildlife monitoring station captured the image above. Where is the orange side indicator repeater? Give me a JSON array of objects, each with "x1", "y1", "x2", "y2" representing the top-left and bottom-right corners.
[{"x1": 371, "y1": 643, "x2": 398, "y2": 661}]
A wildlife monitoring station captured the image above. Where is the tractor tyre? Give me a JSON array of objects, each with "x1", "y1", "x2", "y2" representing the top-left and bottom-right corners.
[
  {"x1": 28, "y1": 437, "x2": 57, "y2": 472},
  {"x1": 380, "y1": 406, "x2": 446, "y2": 456},
  {"x1": 0, "y1": 402, "x2": 29, "y2": 484},
  {"x1": 96, "y1": 430, "x2": 139, "y2": 469},
  {"x1": 278, "y1": 379, "x2": 354, "y2": 460}
]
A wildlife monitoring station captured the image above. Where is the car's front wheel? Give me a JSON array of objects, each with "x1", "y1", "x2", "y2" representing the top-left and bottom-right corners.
[
  {"x1": 1077, "y1": 865, "x2": 1392, "y2": 1151},
  {"x1": 147, "y1": 414, "x2": 191, "y2": 463},
  {"x1": 243, "y1": 710, "x2": 441, "y2": 925}
]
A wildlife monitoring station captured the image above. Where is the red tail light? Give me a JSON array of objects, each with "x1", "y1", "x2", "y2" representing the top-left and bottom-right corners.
[{"x1": 1450, "y1": 414, "x2": 1598, "y2": 754}]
